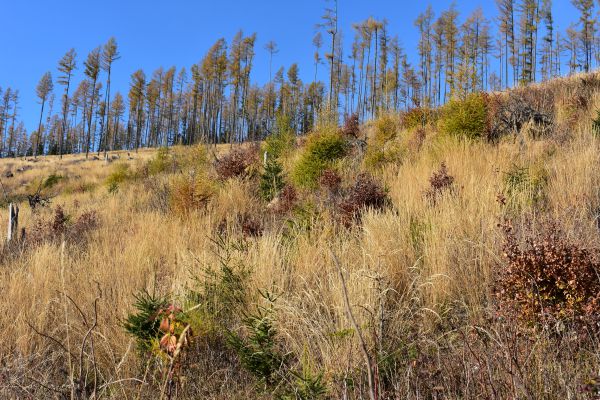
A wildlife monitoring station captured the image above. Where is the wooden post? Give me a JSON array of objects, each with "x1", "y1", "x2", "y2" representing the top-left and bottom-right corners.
[
  {"x1": 263, "y1": 151, "x2": 268, "y2": 167},
  {"x1": 7, "y1": 203, "x2": 18, "y2": 243}
]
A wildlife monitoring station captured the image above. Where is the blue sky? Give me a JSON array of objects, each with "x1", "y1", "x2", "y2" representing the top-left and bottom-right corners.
[{"x1": 1, "y1": 0, "x2": 584, "y2": 132}]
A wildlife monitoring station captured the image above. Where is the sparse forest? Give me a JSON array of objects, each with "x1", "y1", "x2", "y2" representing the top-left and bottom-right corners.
[
  {"x1": 1, "y1": 0, "x2": 600, "y2": 157},
  {"x1": 3, "y1": 1, "x2": 600, "y2": 399}
]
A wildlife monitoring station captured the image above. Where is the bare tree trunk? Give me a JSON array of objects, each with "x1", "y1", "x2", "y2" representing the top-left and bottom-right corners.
[
  {"x1": 34, "y1": 99, "x2": 45, "y2": 159},
  {"x1": 7, "y1": 203, "x2": 18, "y2": 243}
]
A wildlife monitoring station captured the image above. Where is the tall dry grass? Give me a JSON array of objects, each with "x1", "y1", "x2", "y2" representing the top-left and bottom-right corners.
[{"x1": 1, "y1": 74, "x2": 600, "y2": 399}]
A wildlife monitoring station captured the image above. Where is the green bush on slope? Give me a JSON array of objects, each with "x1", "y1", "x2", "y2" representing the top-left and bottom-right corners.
[
  {"x1": 438, "y1": 93, "x2": 487, "y2": 139},
  {"x1": 292, "y1": 131, "x2": 347, "y2": 188},
  {"x1": 264, "y1": 114, "x2": 296, "y2": 160}
]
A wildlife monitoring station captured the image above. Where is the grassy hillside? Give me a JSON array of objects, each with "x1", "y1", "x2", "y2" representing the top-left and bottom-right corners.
[{"x1": 2, "y1": 73, "x2": 600, "y2": 399}]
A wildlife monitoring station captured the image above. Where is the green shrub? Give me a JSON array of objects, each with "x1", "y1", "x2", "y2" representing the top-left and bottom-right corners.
[
  {"x1": 374, "y1": 113, "x2": 400, "y2": 143},
  {"x1": 280, "y1": 350, "x2": 328, "y2": 400},
  {"x1": 107, "y1": 181, "x2": 119, "y2": 194},
  {"x1": 402, "y1": 107, "x2": 435, "y2": 130},
  {"x1": 105, "y1": 162, "x2": 131, "y2": 193},
  {"x1": 123, "y1": 290, "x2": 168, "y2": 352},
  {"x1": 593, "y1": 110, "x2": 600, "y2": 136},
  {"x1": 409, "y1": 214, "x2": 427, "y2": 257},
  {"x1": 363, "y1": 147, "x2": 387, "y2": 170},
  {"x1": 287, "y1": 201, "x2": 319, "y2": 233},
  {"x1": 292, "y1": 132, "x2": 347, "y2": 188},
  {"x1": 227, "y1": 292, "x2": 287, "y2": 387},
  {"x1": 364, "y1": 114, "x2": 404, "y2": 170},
  {"x1": 264, "y1": 114, "x2": 296, "y2": 160},
  {"x1": 438, "y1": 93, "x2": 487, "y2": 139},
  {"x1": 260, "y1": 159, "x2": 285, "y2": 201},
  {"x1": 187, "y1": 236, "x2": 251, "y2": 331},
  {"x1": 147, "y1": 147, "x2": 173, "y2": 175},
  {"x1": 364, "y1": 141, "x2": 405, "y2": 170},
  {"x1": 282, "y1": 370, "x2": 328, "y2": 400},
  {"x1": 43, "y1": 173, "x2": 64, "y2": 189},
  {"x1": 502, "y1": 163, "x2": 548, "y2": 209},
  {"x1": 503, "y1": 165, "x2": 529, "y2": 191},
  {"x1": 173, "y1": 144, "x2": 208, "y2": 172}
]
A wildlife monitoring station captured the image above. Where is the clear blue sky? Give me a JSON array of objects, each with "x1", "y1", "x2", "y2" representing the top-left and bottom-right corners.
[{"x1": 1, "y1": 0, "x2": 583, "y2": 132}]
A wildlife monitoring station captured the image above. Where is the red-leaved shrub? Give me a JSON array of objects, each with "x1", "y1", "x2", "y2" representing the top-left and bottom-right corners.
[
  {"x1": 424, "y1": 162, "x2": 455, "y2": 203},
  {"x1": 29, "y1": 206, "x2": 98, "y2": 245},
  {"x1": 342, "y1": 113, "x2": 360, "y2": 138},
  {"x1": 215, "y1": 147, "x2": 258, "y2": 180},
  {"x1": 267, "y1": 184, "x2": 298, "y2": 214},
  {"x1": 240, "y1": 213, "x2": 263, "y2": 237},
  {"x1": 319, "y1": 169, "x2": 342, "y2": 193},
  {"x1": 496, "y1": 221, "x2": 600, "y2": 331},
  {"x1": 339, "y1": 173, "x2": 387, "y2": 226}
]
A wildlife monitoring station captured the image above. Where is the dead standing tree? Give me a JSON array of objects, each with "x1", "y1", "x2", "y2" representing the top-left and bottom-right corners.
[{"x1": 7, "y1": 203, "x2": 18, "y2": 243}]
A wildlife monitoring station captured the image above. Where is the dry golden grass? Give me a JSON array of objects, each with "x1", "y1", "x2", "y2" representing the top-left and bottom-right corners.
[{"x1": 2, "y1": 75, "x2": 600, "y2": 399}]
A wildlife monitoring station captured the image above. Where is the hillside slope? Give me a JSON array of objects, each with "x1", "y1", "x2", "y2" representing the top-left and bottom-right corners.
[{"x1": 2, "y1": 73, "x2": 600, "y2": 399}]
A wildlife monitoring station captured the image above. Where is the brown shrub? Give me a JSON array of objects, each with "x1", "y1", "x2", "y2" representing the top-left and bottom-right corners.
[
  {"x1": 239, "y1": 213, "x2": 263, "y2": 237},
  {"x1": 342, "y1": 113, "x2": 360, "y2": 138},
  {"x1": 389, "y1": 319, "x2": 600, "y2": 398},
  {"x1": 486, "y1": 90, "x2": 554, "y2": 141},
  {"x1": 496, "y1": 221, "x2": 600, "y2": 331},
  {"x1": 517, "y1": 85, "x2": 556, "y2": 118},
  {"x1": 278, "y1": 185, "x2": 298, "y2": 213},
  {"x1": 170, "y1": 174, "x2": 214, "y2": 215},
  {"x1": 581, "y1": 376, "x2": 600, "y2": 398},
  {"x1": 29, "y1": 206, "x2": 98, "y2": 245},
  {"x1": 267, "y1": 184, "x2": 298, "y2": 214},
  {"x1": 424, "y1": 163, "x2": 455, "y2": 203},
  {"x1": 215, "y1": 147, "x2": 258, "y2": 180},
  {"x1": 562, "y1": 76, "x2": 600, "y2": 121},
  {"x1": 407, "y1": 128, "x2": 426, "y2": 154},
  {"x1": 27, "y1": 192, "x2": 51, "y2": 211},
  {"x1": 70, "y1": 211, "x2": 99, "y2": 239},
  {"x1": 339, "y1": 173, "x2": 387, "y2": 226},
  {"x1": 49, "y1": 205, "x2": 69, "y2": 235},
  {"x1": 319, "y1": 169, "x2": 342, "y2": 193}
]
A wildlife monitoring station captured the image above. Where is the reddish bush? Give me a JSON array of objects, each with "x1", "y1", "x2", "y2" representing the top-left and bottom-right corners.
[
  {"x1": 29, "y1": 206, "x2": 98, "y2": 245},
  {"x1": 339, "y1": 173, "x2": 387, "y2": 226},
  {"x1": 215, "y1": 147, "x2": 258, "y2": 180},
  {"x1": 424, "y1": 163, "x2": 455, "y2": 203},
  {"x1": 342, "y1": 113, "x2": 360, "y2": 138},
  {"x1": 50, "y1": 205, "x2": 69, "y2": 235},
  {"x1": 267, "y1": 184, "x2": 298, "y2": 214},
  {"x1": 319, "y1": 169, "x2": 342, "y2": 193},
  {"x1": 496, "y1": 221, "x2": 600, "y2": 330},
  {"x1": 240, "y1": 213, "x2": 263, "y2": 237},
  {"x1": 279, "y1": 185, "x2": 298, "y2": 213},
  {"x1": 70, "y1": 210, "x2": 99, "y2": 239}
]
